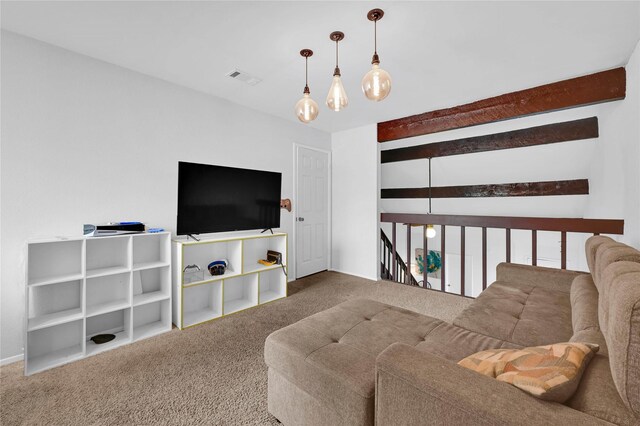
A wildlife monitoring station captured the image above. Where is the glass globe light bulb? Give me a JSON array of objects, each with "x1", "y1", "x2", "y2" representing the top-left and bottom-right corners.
[
  {"x1": 326, "y1": 75, "x2": 349, "y2": 112},
  {"x1": 426, "y1": 225, "x2": 436, "y2": 239},
  {"x1": 362, "y1": 63, "x2": 391, "y2": 101},
  {"x1": 295, "y1": 92, "x2": 319, "y2": 123}
]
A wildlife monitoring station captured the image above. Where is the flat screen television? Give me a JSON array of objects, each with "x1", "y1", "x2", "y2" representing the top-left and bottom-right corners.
[{"x1": 177, "y1": 161, "x2": 282, "y2": 235}]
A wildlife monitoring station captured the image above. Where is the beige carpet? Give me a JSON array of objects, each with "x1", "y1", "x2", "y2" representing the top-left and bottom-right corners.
[{"x1": 1, "y1": 271, "x2": 472, "y2": 426}]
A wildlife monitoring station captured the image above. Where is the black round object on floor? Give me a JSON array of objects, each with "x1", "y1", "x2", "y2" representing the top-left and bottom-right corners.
[{"x1": 91, "y1": 334, "x2": 116, "y2": 344}]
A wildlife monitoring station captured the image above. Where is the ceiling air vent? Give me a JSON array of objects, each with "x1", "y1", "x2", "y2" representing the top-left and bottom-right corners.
[{"x1": 226, "y1": 69, "x2": 262, "y2": 86}]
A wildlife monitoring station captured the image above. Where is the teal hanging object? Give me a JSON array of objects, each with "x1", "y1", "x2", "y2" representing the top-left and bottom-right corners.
[{"x1": 417, "y1": 250, "x2": 442, "y2": 274}]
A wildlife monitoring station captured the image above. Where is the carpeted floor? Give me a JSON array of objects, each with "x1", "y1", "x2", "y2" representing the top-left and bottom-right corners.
[{"x1": 1, "y1": 271, "x2": 472, "y2": 426}]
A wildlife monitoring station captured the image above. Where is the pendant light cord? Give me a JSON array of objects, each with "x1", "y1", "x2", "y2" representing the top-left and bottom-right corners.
[
  {"x1": 305, "y1": 56, "x2": 308, "y2": 87},
  {"x1": 335, "y1": 40, "x2": 339, "y2": 67},
  {"x1": 428, "y1": 157, "x2": 432, "y2": 214},
  {"x1": 374, "y1": 19, "x2": 377, "y2": 55}
]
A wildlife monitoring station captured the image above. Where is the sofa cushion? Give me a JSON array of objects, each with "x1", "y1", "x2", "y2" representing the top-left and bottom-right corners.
[
  {"x1": 570, "y1": 329, "x2": 608, "y2": 357},
  {"x1": 454, "y1": 281, "x2": 573, "y2": 347},
  {"x1": 496, "y1": 262, "x2": 583, "y2": 294},
  {"x1": 594, "y1": 241, "x2": 640, "y2": 288},
  {"x1": 584, "y1": 235, "x2": 615, "y2": 277},
  {"x1": 264, "y1": 298, "x2": 515, "y2": 425},
  {"x1": 416, "y1": 319, "x2": 520, "y2": 361},
  {"x1": 458, "y1": 342, "x2": 599, "y2": 403},
  {"x1": 569, "y1": 274, "x2": 609, "y2": 356},
  {"x1": 571, "y1": 274, "x2": 600, "y2": 333},
  {"x1": 567, "y1": 354, "x2": 639, "y2": 426},
  {"x1": 597, "y1": 261, "x2": 640, "y2": 418}
]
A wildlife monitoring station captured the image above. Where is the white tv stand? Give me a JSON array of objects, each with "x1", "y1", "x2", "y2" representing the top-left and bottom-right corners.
[
  {"x1": 24, "y1": 232, "x2": 172, "y2": 375},
  {"x1": 171, "y1": 232, "x2": 287, "y2": 329}
]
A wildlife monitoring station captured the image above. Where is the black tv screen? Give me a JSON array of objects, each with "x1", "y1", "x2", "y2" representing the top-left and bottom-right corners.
[{"x1": 177, "y1": 162, "x2": 282, "y2": 235}]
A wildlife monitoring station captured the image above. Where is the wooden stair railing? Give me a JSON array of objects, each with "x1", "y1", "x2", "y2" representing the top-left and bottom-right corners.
[
  {"x1": 380, "y1": 213, "x2": 624, "y2": 297},
  {"x1": 381, "y1": 229, "x2": 420, "y2": 287}
]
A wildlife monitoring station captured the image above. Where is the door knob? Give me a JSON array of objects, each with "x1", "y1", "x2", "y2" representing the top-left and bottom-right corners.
[{"x1": 298, "y1": 217, "x2": 305, "y2": 222}]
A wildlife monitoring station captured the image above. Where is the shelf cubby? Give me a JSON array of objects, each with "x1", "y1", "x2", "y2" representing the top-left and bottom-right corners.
[
  {"x1": 242, "y1": 235, "x2": 287, "y2": 274},
  {"x1": 86, "y1": 236, "x2": 130, "y2": 277},
  {"x1": 28, "y1": 279, "x2": 83, "y2": 331},
  {"x1": 259, "y1": 268, "x2": 287, "y2": 304},
  {"x1": 181, "y1": 239, "x2": 242, "y2": 285},
  {"x1": 224, "y1": 274, "x2": 258, "y2": 315},
  {"x1": 182, "y1": 281, "x2": 222, "y2": 327},
  {"x1": 133, "y1": 266, "x2": 170, "y2": 306},
  {"x1": 133, "y1": 299, "x2": 171, "y2": 341},
  {"x1": 86, "y1": 272, "x2": 131, "y2": 317},
  {"x1": 132, "y1": 233, "x2": 171, "y2": 270},
  {"x1": 28, "y1": 240, "x2": 83, "y2": 286},
  {"x1": 26, "y1": 319, "x2": 83, "y2": 375},
  {"x1": 85, "y1": 308, "x2": 131, "y2": 356}
]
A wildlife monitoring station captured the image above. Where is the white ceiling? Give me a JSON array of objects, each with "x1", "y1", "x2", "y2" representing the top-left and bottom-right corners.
[{"x1": 2, "y1": 1, "x2": 639, "y2": 133}]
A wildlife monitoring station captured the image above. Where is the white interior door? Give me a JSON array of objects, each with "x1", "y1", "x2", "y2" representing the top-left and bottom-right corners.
[{"x1": 296, "y1": 146, "x2": 329, "y2": 278}]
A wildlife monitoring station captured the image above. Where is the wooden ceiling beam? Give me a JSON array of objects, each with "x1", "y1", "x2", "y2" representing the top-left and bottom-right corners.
[
  {"x1": 381, "y1": 117, "x2": 598, "y2": 163},
  {"x1": 378, "y1": 68, "x2": 625, "y2": 142},
  {"x1": 381, "y1": 179, "x2": 589, "y2": 199}
]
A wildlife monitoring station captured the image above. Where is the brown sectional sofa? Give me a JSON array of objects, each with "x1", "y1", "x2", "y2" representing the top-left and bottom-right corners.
[{"x1": 264, "y1": 236, "x2": 640, "y2": 425}]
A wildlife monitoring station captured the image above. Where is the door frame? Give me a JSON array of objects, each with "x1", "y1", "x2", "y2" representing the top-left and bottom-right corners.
[{"x1": 292, "y1": 143, "x2": 332, "y2": 280}]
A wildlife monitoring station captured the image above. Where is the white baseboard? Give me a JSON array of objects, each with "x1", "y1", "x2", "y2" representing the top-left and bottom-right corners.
[
  {"x1": 1, "y1": 353, "x2": 23, "y2": 366},
  {"x1": 328, "y1": 268, "x2": 378, "y2": 282}
]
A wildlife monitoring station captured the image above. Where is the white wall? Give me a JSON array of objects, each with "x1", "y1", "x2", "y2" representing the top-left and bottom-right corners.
[
  {"x1": 330, "y1": 124, "x2": 378, "y2": 280},
  {"x1": 587, "y1": 40, "x2": 640, "y2": 248},
  {"x1": 0, "y1": 31, "x2": 331, "y2": 361}
]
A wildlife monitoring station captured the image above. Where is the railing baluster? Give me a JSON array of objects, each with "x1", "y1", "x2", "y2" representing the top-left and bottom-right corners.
[
  {"x1": 482, "y1": 227, "x2": 487, "y2": 290},
  {"x1": 387, "y1": 242, "x2": 391, "y2": 278},
  {"x1": 406, "y1": 224, "x2": 411, "y2": 285},
  {"x1": 423, "y1": 226, "x2": 427, "y2": 288},
  {"x1": 386, "y1": 243, "x2": 389, "y2": 278},
  {"x1": 532, "y1": 230, "x2": 537, "y2": 266},
  {"x1": 440, "y1": 225, "x2": 446, "y2": 291},
  {"x1": 380, "y1": 239, "x2": 383, "y2": 277},
  {"x1": 392, "y1": 222, "x2": 397, "y2": 281},
  {"x1": 561, "y1": 231, "x2": 567, "y2": 269},
  {"x1": 460, "y1": 226, "x2": 465, "y2": 297},
  {"x1": 506, "y1": 228, "x2": 511, "y2": 263},
  {"x1": 425, "y1": 226, "x2": 429, "y2": 288}
]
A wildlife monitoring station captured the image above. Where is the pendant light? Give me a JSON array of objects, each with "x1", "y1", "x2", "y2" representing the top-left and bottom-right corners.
[
  {"x1": 295, "y1": 49, "x2": 319, "y2": 123},
  {"x1": 361, "y1": 9, "x2": 392, "y2": 102},
  {"x1": 426, "y1": 158, "x2": 436, "y2": 238},
  {"x1": 326, "y1": 31, "x2": 348, "y2": 112}
]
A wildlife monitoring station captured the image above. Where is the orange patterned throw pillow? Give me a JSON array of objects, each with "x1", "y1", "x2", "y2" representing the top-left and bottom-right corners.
[{"x1": 458, "y1": 342, "x2": 599, "y2": 402}]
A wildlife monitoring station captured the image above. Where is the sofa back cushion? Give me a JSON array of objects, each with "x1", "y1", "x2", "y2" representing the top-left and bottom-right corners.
[
  {"x1": 584, "y1": 235, "x2": 615, "y2": 277},
  {"x1": 570, "y1": 275, "x2": 600, "y2": 333},
  {"x1": 593, "y1": 240, "x2": 640, "y2": 288},
  {"x1": 597, "y1": 261, "x2": 640, "y2": 417},
  {"x1": 569, "y1": 274, "x2": 609, "y2": 356}
]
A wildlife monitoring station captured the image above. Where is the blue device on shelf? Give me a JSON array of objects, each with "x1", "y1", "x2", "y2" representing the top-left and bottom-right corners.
[{"x1": 208, "y1": 259, "x2": 228, "y2": 276}]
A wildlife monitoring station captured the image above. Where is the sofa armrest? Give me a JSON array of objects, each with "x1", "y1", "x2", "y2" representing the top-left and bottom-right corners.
[
  {"x1": 496, "y1": 262, "x2": 587, "y2": 294},
  {"x1": 375, "y1": 343, "x2": 609, "y2": 426}
]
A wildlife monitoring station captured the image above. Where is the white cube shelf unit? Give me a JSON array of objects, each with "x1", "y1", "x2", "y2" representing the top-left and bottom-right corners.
[
  {"x1": 172, "y1": 232, "x2": 287, "y2": 329},
  {"x1": 25, "y1": 232, "x2": 172, "y2": 375}
]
